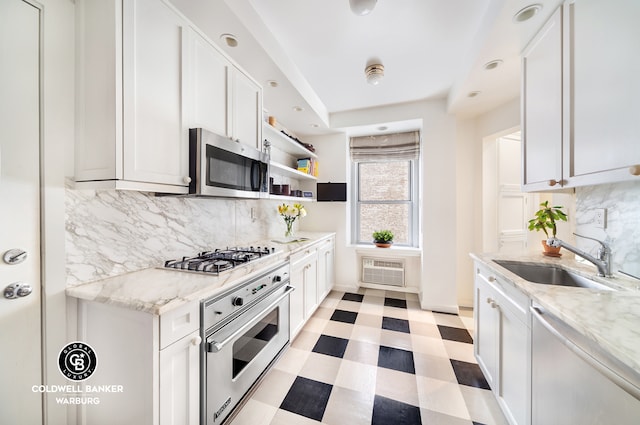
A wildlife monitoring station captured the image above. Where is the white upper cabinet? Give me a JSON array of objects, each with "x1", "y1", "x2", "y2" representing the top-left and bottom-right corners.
[
  {"x1": 522, "y1": 0, "x2": 640, "y2": 191},
  {"x1": 522, "y1": 6, "x2": 563, "y2": 190},
  {"x1": 564, "y1": 0, "x2": 640, "y2": 185},
  {"x1": 189, "y1": 30, "x2": 230, "y2": 138},
  {"x1": 188, "y1": 31, "x2": 262, "y2": 151},
  {"x1": 232, "y1": 70, "x2": 263, "y2": 151},
  {"x1": 75, "y1": 0, "x2": 190, "y2": 193}
]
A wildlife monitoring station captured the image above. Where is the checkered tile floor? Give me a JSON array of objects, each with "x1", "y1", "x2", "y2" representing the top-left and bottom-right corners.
[{"x1": 228, "y1": 288, "x2": 509, "y2": 425}]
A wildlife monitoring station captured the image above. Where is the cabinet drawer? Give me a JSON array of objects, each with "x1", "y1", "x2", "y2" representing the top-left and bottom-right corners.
[
  {"x1": 477, "y1": 264, "x2": 529, "y2": 322},
  {"x1": 290, "y1": 246, "x2": 318, "y2": 266},
  {"x1": 160, "y1": 301, "x2": 199, "y2": 349}
]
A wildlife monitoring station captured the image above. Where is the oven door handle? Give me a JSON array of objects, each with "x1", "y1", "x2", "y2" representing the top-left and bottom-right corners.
[{"x1": 206, "y1": 285, "x2": 294, "y2": 353}]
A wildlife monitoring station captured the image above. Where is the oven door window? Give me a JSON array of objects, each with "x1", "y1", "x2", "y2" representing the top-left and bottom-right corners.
[
  {"x1": 206, "y1": 145, "x2": 266, "y2": 192},
  {"x1": 233, "y1": 307, "x2": 280, "y2": 378}
]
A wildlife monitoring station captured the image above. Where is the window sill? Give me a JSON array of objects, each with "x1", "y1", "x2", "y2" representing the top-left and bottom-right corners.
[{"x1": 353, "y1": 245, "x2": 422, "y2": 257}]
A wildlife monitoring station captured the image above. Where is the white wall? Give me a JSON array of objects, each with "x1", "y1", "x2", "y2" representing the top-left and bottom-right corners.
[{"x1": 457, "y1": 98, "x2": 520, "y2": 307}]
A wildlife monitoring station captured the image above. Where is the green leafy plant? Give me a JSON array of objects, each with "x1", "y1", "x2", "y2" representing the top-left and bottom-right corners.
[
  {"x1": 372, "y1": 230, "x2": 394, "y2": 244},
  {"x1": 527, "y1": 201, "x2": 568, "y2": 238}
]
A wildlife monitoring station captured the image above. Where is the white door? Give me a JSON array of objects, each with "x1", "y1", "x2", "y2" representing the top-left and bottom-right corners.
[
  {"x1": 496, "y1": 134, "x2": 533, "y2": 253},
  {"x1": 0, "y1": 0, "x2": 43, "y2": 423}
]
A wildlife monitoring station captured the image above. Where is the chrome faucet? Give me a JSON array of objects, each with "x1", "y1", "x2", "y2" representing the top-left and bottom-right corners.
[{"x1": 546, "y1": 233, "x2": 612, "y2": 277}]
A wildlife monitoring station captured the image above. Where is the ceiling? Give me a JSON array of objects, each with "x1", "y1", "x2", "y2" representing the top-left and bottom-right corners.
[{"x1": 171, "y1": 0, "x2": 562, "y2": 137}]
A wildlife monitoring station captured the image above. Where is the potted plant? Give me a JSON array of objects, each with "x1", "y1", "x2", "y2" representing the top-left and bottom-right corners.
[
  {"x1": 527, "y1": 201, "x2": 568, "y2": 256},
  {"x1": 372, "y1": 230, "x2": 394, "y2": 248}
]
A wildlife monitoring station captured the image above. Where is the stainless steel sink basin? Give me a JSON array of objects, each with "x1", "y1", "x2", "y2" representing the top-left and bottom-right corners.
[{"x1": 493, "y1": 260, "x2": 614, "y2": 291}]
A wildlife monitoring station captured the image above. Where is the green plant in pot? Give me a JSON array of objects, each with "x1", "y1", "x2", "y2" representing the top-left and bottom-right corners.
[
  {"x1": 372, "y1": 230, "x2": 394, "y2": 248},
  {"x1": 528, "y1": 201, "x2": 568, "y2": 256}
]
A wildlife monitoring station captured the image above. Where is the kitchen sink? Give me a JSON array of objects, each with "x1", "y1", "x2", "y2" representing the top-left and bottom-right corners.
[{"x1": 493, "y1": 260, "x2": 614, "y2": 291}]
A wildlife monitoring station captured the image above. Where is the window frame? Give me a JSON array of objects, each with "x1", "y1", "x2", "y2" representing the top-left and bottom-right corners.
[{"x1": 351, "y1": 158, "x2": 420, "y2": 247}]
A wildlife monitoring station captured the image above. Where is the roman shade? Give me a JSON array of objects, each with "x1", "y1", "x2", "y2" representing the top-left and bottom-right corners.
[{"x1": 349, "y1": 131, "x2": 420, "y2": 162}]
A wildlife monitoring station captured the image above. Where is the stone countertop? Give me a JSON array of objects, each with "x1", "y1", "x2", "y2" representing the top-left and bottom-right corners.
[
  {"x1": 471, "y1": 251, "x2": 640, "y2": 376},
  {"x1": 65, "y1": 232, "x2": 335, "y2": 315}
]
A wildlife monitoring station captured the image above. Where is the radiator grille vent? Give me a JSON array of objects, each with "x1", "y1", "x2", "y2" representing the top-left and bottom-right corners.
[{"x1": 361, "y1": 257, "x2": 405, "y2": 287}]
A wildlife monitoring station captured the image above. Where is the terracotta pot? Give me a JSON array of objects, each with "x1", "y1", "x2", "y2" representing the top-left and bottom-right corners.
[
  {"x1": 374, "y1": 242, "x2": 392, "y2": 248},
  {"x1": 541, "y1": 240, "x2": 561, "y2": 255}
]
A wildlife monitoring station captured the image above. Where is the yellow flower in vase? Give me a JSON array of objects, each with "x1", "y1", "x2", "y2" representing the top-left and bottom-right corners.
[{"x1": 278, "y1": 203, "x2": 307, "y2": 238}]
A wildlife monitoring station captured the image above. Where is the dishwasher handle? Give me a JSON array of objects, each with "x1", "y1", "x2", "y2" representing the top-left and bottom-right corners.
[
  {"x1": 530, "y1": 305, "x2": 640, "y2": 401},
  {"x1": 207, "y1": 285, "x2": 294, "y2": 353}
]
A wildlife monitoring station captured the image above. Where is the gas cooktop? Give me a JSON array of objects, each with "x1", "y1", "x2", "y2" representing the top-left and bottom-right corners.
[{"x1": 164, "y1": 246, "x2": 274, "y2": 275}]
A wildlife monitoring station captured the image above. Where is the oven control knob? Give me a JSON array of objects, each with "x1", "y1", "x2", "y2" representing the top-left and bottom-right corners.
[
  {"x1": 232, "y1": 297, "x2": 244, "y2": 307},
  {"x1": 273, "y1": 275, "x2": 282, "y2": 283}
]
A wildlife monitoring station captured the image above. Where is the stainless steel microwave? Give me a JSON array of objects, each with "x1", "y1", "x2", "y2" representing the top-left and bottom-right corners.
[{"x1": 189, "y1": 128, "x2": 269, "y2": 198}]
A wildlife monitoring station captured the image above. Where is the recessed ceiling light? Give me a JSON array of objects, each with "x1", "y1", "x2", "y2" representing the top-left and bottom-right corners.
[
  {"x1": 484, "y1": 60, "x2": 503, "y2": 70},
  {"x1": 220, "y1": 33, "x2": 238, "y2": 47},
  {"x1": 513, "y1": 4, "x2": 542, "y2": 23},
  {"x1": 377, "y1": 126, "x2": 388, "y2": 131},
  {"x1": 292, "y1": 106, "x2": 304, "y2": 112},
  {"x1": 468, "y1": 91, "x2": 481, "y2": 98},
  {"x1": 267, "y1": 80, "x2": 278, "y2": 88}
]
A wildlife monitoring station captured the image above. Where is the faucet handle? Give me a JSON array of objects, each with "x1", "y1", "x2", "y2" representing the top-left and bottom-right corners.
[{"x1": 573, "y1": 233, "x2": 610, "y2": 259}]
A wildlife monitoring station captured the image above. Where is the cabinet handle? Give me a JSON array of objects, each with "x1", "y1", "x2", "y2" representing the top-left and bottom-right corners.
[
  {"x1": 488, "y1": 276, "x2": 496, "y2": 282},
  {"x1": 629, "y1": 165, "x2": 640, "y2": 176},
  {"x1": 548, "y1": 179, "x2": 560, "y2": 187},
  {"x1": 183, "y1": 176, "x2": 192, "y2": 184},
  {"x1": 490, "y1": 301, "x2": 499, "y2": 309},
  {"x1": 486, "y1": 297, "x2": 493, "y2": 304},
  {"x1": 191, "y1": 335, "x2": 202, "y2": 346}
]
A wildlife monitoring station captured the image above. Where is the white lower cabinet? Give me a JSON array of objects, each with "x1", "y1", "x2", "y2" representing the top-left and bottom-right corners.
[
  {"x1": 289, "y1": 246, "x2": 318, "y2": 339},
  {"x1": 474, "y1": 264, "x2": 530, "y2": 425},
  {"x1": 76, "y1": 299, "x2": 200, "y2": 425},
  {"x1": 159, "y1": 330, "x2": 201, "y2": 425},
  {"x1": 316, "y1": 237, "x2": 335, "y2": 301}
]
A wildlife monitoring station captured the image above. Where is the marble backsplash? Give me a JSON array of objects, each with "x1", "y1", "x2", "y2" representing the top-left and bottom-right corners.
[
  {"x1": 575, "y1": 181, "x2": 640, "y2": 278},
  {"x1": 65, "y1": 184, "x2": 302, "y2": 286}
]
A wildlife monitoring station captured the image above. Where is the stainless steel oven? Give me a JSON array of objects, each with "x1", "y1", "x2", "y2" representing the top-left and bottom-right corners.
[
  {"x1": 189, "y1": 128, "x2": 269, "y2": 198},
  {"x1": 200, "y1": 262, "x2": 292, "y2": 425}
]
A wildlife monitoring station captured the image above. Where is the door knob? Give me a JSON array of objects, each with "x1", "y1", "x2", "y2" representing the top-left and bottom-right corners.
[{"x1": 4, "y1": 282, "x2": 32, "y2": 299}]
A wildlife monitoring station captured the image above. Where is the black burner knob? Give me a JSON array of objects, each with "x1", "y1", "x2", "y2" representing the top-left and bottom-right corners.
[
  {"x1": 232, "y1": 297, "x2": 244, "y2": 307},
  {"x1": 273, "y1": 275, "x2": 282, "y2": 283}
]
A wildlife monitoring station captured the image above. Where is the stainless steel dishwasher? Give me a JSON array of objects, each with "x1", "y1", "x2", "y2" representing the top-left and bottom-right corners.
[{"x1": 531, "y1": 303, "x2": 640, "y2": 424}]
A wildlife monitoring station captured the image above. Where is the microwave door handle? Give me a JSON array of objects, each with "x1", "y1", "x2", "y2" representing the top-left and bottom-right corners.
[{"x1": 250, "y1": 161, "x2": 260, "y2": 191}]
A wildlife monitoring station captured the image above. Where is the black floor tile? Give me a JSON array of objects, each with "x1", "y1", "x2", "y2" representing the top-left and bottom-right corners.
[
  {"x1": 450, "y1": 359, "x2": 490, "y2": 389},
  {"x1": 342, "y1": 292, "x2": 364, "y2": 302},
  {"x1": 280, "y1": 376, "x2": 333, "y2": 422},
  {"x1": 312, "y1": 334, "x2": 349, "y2": 358},
  {"x1": 330, "y1": 309, "x2": 358, "y2": 324},
  {"x1": 378, "y1": 345, "x2": 415, "y2": 374},
  {"x1": 382, "y1": 316, "x2": 410, "y2": 333},
  {"x1": 438, "y1": 325, "x2": 473, "y2": 344},
  {"x1": 384, "y1": 297, "x2": 407, "y2": 309},
  {"x1": 372, "y1": 395, "x2": 421, "y2": 425}
]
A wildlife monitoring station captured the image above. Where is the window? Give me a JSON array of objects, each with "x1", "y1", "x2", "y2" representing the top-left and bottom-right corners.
[{"x1": 350, "y1": 132, "x2": 420, "y2": 247}]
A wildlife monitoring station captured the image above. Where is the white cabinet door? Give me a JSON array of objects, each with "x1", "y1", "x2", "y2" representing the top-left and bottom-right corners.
[
  {"x1": 522, "y1": 6, "x2": 563, "y2": 190},
  {"x1": 565, "y1": 0, "x2": 640, "y2": 186},
  {"x1": 316, "y1": 238, "x2": 335, "y2": 302},
  {"x1": 232, "y1": 70, "x2": 262, "y2": 150},
  {"x1": 190, "y1": 30, "x2": 230, "y2": 137},
  {"x1": 475, "y1": 265, "x2": 530, "y2": 425},
  {"x1": 159, "y1": 330, "x2": 201, "y2": 425},
  {"x1": 289, "y1": 260, "x2": 306, "y2": 339},
  {"x1": 303, "y1": 259, "x2": 318, "y2": 319},
  {"x1": 123, "y1": 0, "x2": 189, "y2": 186},
  {"x1": 475, "y1": 277, "x2": 498, "y2": 389}
]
